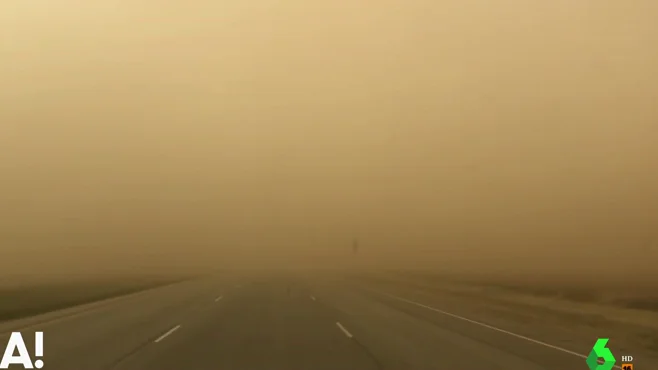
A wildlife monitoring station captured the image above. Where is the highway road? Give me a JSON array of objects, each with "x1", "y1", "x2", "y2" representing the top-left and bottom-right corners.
[{"x1": 0, "y1": 273, "x2": 651, "y2": 370}]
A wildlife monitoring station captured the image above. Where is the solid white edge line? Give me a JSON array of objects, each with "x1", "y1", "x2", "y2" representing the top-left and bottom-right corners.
[
  {"x1": 336, "y1": 322, "x2": 353, "y2": 338},
  {"x1": 154, "y1": 325, "x2": 181, "y2": 343},
  {"x1": 376, "y1": 290, "x2": 622, "y2": 370}
]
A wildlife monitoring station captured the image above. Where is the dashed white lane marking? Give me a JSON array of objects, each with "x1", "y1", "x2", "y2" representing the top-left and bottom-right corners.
[
  {"x1": 336, "y1": 322, "x2": 353, "y2": 338},
  {"x1": 376, "y1": 291, "x2": 622, "y2": 369},
  {"x1": 215, "y1": 295, "x2": 223, "y2": 302},
  {"x1": 310, "y1": 295, "x2": 316, "y2": 301},
  {"x1": 154, "y1": 325, "x2": 181, "y2": 343}
]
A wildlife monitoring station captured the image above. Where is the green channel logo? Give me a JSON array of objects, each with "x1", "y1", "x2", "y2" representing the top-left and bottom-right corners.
[{"x1": 587, "y1": 338, "x2": 616, "y2": 370}]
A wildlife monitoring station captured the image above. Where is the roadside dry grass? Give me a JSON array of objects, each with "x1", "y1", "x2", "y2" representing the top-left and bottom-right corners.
[
  {"x1": 375, "y1": 269, "x2": 658, "y2": 313},
  {"x1": 0, "y1": 275, "x2": 190, "y2": 322},
  {"x1": 356, "y1": 270, "x2": 658, "y2": 360}
]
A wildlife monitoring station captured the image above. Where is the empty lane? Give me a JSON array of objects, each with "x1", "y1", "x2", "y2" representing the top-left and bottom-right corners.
[{"x1": 2, "y1": 273, "x2": 652, "y2": 370}]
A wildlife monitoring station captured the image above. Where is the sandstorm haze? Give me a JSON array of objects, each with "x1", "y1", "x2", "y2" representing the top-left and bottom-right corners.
[{"x1": 1, "y1": 1, "x2": 657, "y2": 279}]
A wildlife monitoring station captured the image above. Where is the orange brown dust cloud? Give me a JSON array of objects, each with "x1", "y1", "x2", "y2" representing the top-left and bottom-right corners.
[{"x1": 1, "y1": 1, "x2": 657, "y2": 282}]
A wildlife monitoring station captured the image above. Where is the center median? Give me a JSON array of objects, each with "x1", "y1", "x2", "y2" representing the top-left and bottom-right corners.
[{"x1": 0, "y1": 275, "x2": 197, "y2": 331}]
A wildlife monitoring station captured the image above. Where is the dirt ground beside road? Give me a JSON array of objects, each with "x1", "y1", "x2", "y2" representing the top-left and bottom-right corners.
[{"x1": 353, "y1": 270, "x2": 658, "y2": 366}]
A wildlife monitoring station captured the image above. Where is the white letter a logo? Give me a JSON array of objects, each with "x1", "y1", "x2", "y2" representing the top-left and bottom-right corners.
[{"x1": 0, "y1": 332, "x2": 33, "y2": 369}]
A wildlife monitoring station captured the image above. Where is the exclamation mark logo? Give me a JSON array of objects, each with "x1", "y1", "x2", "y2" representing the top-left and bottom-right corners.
[{"x1": 34, "y1": 332, "x2": 43, "y2": 369}]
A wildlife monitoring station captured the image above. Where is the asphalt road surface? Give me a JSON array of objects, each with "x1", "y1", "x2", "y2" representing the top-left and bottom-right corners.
[{"x1": 0, "y1": 274, "x2": 645, "y2": 370}]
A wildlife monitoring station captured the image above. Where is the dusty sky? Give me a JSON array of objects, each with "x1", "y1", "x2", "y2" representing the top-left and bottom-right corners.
[{"x1": 1, "y1": 1, "x2": 657, "y2": 277}]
